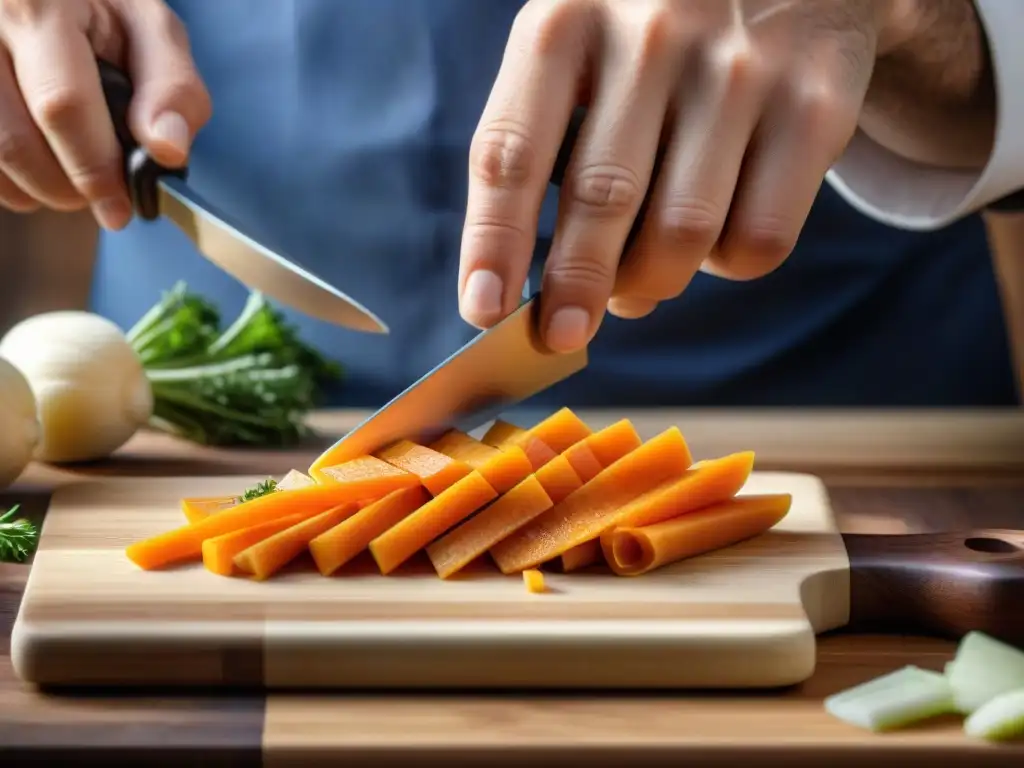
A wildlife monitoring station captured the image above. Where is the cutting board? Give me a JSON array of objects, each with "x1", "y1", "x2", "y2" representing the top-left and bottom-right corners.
[{"x1": 11, "y1": 473, "x2": 1024, "y2": 690}]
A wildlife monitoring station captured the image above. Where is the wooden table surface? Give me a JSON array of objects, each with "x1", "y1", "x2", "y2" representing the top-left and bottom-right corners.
[{"x1": 2, "y1": 408, "x2": 1024, "y2": 767}]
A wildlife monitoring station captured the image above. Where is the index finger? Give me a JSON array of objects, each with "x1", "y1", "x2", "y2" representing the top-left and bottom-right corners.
[
  {"x1": 458, "y1": 4, "x2": 590, "y2": 328},
  {"x1": 7, "y1": 15, "x2": 130, "y2": 229}
]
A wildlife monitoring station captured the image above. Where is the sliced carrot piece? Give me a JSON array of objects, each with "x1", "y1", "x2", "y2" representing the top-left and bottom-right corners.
[
  {"x1": 180, "y1": 496, "x2": 237, "y2": 524},
  {"x1": 202, "y1": 511, "x2": 311, "y2": 576},
  {"x1": 309, "y1": 485, "x2": 430, "y2": 576},
  {"x1": 482, "y1": 419, "x2": 557, "y2": 470},
  {"x1": 533, "y1": 454, "x2": 583, "y2": 505},
  {"x1": 489, "y1": 427, "x2": 693, "y2": 574},
  {"x1": 562, "y1": 419, "x2": 642, "y2": 482},
  {"x1": 559, "y1": 539, "x2": 601, "y2": 572},
  {"x1": 276, "y1": 469, "x2": 315, "y2": 491},
  {"x1": 126, "y1": 467, "x2": 419, "y2": 570},
  {"x1": 426, "y1": 474, "x2": 553, "y2": 579},
  {"x1": 234, "y1": 503, "x2": 359, "y2": 580},
  {"x1": 369, "y1": 471, "x2": 497, "y2": 574},
  {"x1": 375, "y1": 439, "x2": 473, "y2": 496},
  {"x1": 522, "y1": 569, "x2": 547, "y2": 594},
  {"x1": 557, "y1": 449, "x2": 754, "y2": 570},
  {"x1": 428, "y1": 430, "x2": 533, "y2": 494},
  {"x1": 310, "y1": 453, "x2": 415, "y2": 488},
  {"x1": 601, "y1": 494, "x2": 792, "y2": 576}
]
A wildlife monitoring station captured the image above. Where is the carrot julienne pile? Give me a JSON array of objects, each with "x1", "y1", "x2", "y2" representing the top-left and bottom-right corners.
[{"x1": 127, "y1": 408, "x2": 792, "y2": 586}]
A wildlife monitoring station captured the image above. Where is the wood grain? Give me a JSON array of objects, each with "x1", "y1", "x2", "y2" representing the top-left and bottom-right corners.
[{"x1": 12, "y1": 472, "x2": 850, "y2": 690}]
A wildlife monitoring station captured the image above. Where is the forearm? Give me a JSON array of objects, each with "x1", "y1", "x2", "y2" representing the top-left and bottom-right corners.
[{"x1": 860, "y1": 0, "x2": 996, "y2": 170}]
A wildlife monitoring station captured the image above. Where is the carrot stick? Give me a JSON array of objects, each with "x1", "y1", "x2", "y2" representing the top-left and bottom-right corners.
[
  {"x1": 489, "y1": 427, "x2": 693, "y2": 573},
  {"x1": 202, "y1": 512, "x2": 311, "y2": 576},
  {"x1": 533, "y1": 454, "x2": 583, "y2": 504},
  {"x1": 482, "y1": 419, "x2": 557, "y2": 470},
  {"x1": 126, "y1": 467, "x2": 419, "y2": 570},
  {"x1": 233, "y1": 503, "x2": 359, "y2": 580},
  {"x1": 562, "y1": 419, "x2": 642, "y2": 482},
  {"x1": 309, "y1": 485, "x2": 429, "y2": 576},
  {"x1": 557, "y1": 450, "x2": 755, "y2": 571},
  {"x1": 428, "y1": 430, "x2": 533, "y2": 494},
  {"x1": 559, "y1": 539, "x2": 601, "y2": 572},
  {"x1": 483, "y1": 408, "x2": 591, "y2": 470},
  {"x1": 601, "y1": 494, "x2": 792, "y2": 576},
  {"x1": 180, "y1": 496, "x2": 237, "y2": 524},
  {"x1": 375, "y1": 439, "x2": 473, "y2": 496},
  {"x1": 425, "y1": 475, "x2": 553, "y2": 579},
  {"x1": 275, "y1": 469, "x2": 315, "y2": 491},
  {"x1": 368, "y1": 471, "x2": 497, "y2": 574}
]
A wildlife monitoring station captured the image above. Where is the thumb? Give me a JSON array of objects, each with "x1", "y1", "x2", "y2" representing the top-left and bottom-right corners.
[{"x1": 115, "y1": 0, "x2": 212, "y2": 167}]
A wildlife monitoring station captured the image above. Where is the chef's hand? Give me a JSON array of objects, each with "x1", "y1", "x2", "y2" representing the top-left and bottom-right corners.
[
  {"x1": 458, "y1": 0, "x2": 898, "y2": 351},
  {"x1": 0, "y1": 0, "x2": 210, "y2": 229}
]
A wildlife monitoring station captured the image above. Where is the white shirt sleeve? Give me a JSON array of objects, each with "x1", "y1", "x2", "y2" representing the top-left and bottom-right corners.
[{"x1": 825, "y1": 0, "x2": 1024, "y2": 230}]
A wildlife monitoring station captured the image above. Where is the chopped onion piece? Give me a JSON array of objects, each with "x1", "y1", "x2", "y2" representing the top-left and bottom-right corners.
[
  {"x1": 824, "y1": 665, "x2": 955, "y2": 732},
  {"x1": 947, "y1": 632, "x2": 1024, "y2": 714},
  {"x1": 964, "y1": 688, "x2": 1024, "y2": 742}
]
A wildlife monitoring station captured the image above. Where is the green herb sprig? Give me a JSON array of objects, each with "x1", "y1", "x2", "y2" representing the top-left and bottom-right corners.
[
  {"x1": 0, "y1": 505, "x2": 38, "y2": 563},
  {"x1": 237, "y1": 478, "x2": 278, "y2": 503},
  {"x1": 127, "y1": 282, "x2": 342, "y2": 448}
]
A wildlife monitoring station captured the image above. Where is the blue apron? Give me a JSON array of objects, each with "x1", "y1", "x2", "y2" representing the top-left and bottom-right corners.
[{"x1": 91, "y1": 0, "x2": 1019, "y2": 407}]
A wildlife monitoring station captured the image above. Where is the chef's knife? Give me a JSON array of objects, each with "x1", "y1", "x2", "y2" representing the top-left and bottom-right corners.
[
  {"x1": 309, "y1": 295, "x2": 587, "y2": 471},
  {"x1": 97, "y1": 60, "x2": 388, "y2": 335}
]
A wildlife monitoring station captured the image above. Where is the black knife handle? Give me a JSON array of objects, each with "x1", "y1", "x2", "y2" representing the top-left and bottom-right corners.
[
  {"x1": 97, "y1": 58, "x2": 188, "y2": 221},
  {"x1": 549, "y1": 106, "x2": 664, "y2": 257}
]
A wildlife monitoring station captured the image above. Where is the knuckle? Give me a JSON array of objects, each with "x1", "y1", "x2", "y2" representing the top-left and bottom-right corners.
[
  {"x1": 64, "y1": 162, "x2": 121, "y2": 200},
  {"x1": 470, "y1": 122, "x2": 535, "y2": 190},
  {"x1": 792, "y1": 78, "x2": 857, "y2": 136},
  {"x1": 710, "y1": 34, "x2": 766, "y2": 95},
  {"x1": 634, "y1": 6, "x2": 681, "y2": 60},
  {"x1": 568, "y1": 164, "x2": 643, "y2": 218},
  {"x1": 656, "y1": 197, "x2": 723, "y2": 251},
  {"x1": 0, "y1": 0, "x2": 47, "y2": 26},
  {"x1": 30, "y1": 85, "x2": 85, "y2": 132},
  {"x1": 725, "y1": 217, "x2": 796, "y2": 272},
  {"x1": 513, "y1": 0, "x2": 594, "y2": 57},
  {"x1": 0, "y1": 128, "x2": 30, "y2": 168},
  {"x1": 547, "y1": 251, "x2": 615, "y2": 290}
]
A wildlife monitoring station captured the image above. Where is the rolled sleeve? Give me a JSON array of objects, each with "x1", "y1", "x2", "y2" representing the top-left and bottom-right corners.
[{"x1": 825, "y1": 0, "x2": 1024, "y2": 229}]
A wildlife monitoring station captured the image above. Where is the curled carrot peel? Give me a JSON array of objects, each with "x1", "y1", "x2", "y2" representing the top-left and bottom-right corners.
[
  {"x1": 126, "y1": 474, "x2": 417, "y2": 570},
  {"x1": 309, "y1": 485, "x2": 429, "y2": 576},
  {"x1": 601, "y1": 493, "x2": 792, "y2": 576},
  {"x1": 426, "y1": 474, "x2": 553, "y2": 579},
  {"x1": 375, "y1": 440, "x2": 473, "y2": 496},
  {"x1": 234, "y1": 503, "x2": 359, "y2": 580},
  {"x1": 202, "y1": 512, "x2": 311, "y2": 576},
  {"x1": 489, "y1": 427, "x2": 694, "y2": 574}
]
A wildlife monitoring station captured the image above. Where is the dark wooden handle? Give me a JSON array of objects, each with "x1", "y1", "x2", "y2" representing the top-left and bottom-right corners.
[{"x1": 843, "y1": 529, "x2": 1024, "y2": 645}]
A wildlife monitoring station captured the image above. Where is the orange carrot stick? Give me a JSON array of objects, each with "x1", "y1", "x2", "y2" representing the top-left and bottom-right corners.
[
  {"x1": 601, "y1": 494, "x2": 792, "y2": 576},
  {"x1": 126, "y1": 466, "x2": 419, "y2": 570},
  {"x1": 562, "y1": 419, "x2": 642, "y2": 482},
  {"x1": 557, "y1": 450, "x2": 754, "y2": 570},
  {"x1": 482, "y1": 419, "x2": 557, "y2": 470},
  {"x1": 425, "y1": 474, "x2": 553, "y2": 579},
  {"x1": 233, "y1": 503, "x2": 359, "y2": 580},
  {"x1": 428, "y1": 430, "x2": 533, "y2": 494},
  {"x1": 483, "y1": 408, "x2": 591, "y2": 470},
  {"x1": 309, "y1": 485, "x2": 430, "y2": 576},
  {"x1": 533, "y1": 454, "x2": 583, "y2": 504},
  {"x1": 368, "y1": 471, "x2": 497, "y2": 574},
  {"x1": 489, "y1": 427, "x2": 693, "y2": 573},
  {"x1": 275, "y1": 469, "x2": 316, "y2": 491},
  {"x1": 522, "y1": 569, "x2": 547, "y2": 594},
  {"x1": 375, "y1": 440, "x2": 473, "y2": 496},
  {"x1": 202, "y1": 511, "x2": 311, "y2": 576},
  {"x1": 180, "y1": 496, "x2": 237, "y2": 524},
  {"x1": 559, "y1": 539, "x2": 602, "y2": 572}
]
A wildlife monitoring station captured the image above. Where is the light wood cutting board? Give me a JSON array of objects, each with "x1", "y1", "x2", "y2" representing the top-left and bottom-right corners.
[{"x1": 11, "y1": 472, "x2": 1024, "y2": 690}]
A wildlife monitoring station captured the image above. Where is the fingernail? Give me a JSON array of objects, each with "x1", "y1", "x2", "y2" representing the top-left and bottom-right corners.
[
  {"x1": 150, "y1": 111, "x2": 191, "y2": 157},
  {"x1": 546, "y1": 306, "x2": 591, "y2": 352},
  {"x1": 92, "y1": 196, "x2": 131, "y2": 230},
  {"x1": 462, "y1": 270, "x2": 504, "y2": 325}
]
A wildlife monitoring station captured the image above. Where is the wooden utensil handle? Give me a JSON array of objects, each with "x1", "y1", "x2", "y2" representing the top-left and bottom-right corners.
[
  {"x1": 96, "y1": 59, "x2": 188, "y2": 221},
  {"x1": 842, "y1": 529, "x2": 1024, "y2": 645}
]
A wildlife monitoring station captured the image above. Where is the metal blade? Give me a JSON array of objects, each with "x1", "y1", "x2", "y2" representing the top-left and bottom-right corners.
[
  {"x1": 310, "y1": 296, "x2": 588, "y2": 469},
  {"x1": 157, "y1": 178, "x2": 388, "y2": 334}
]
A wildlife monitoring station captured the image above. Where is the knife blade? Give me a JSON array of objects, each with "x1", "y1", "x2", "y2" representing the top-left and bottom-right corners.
[
  {"x1": 309, "y1": 295, "x2": 587, "y2": 471},
  {"x1": 97, "y1": 59, "x2": 388, "y2": 335}
]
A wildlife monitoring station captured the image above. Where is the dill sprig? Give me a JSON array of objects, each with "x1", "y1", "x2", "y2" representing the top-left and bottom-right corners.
[
  {"x1": 237, "y1": 478, "x2": 278, "y2": 503},
  {"x1": 0, "y1": 505, "x2": 38, "y2": 563}
]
